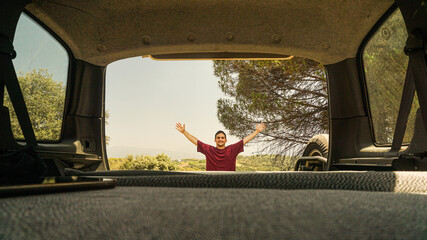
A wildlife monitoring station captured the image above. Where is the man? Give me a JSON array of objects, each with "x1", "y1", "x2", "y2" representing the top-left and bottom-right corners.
[{"x1": 175, "y1": 122, "x2": 266, "y2": 171}]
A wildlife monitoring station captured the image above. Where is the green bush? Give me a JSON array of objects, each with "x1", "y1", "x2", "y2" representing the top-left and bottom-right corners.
[{"x1": 111, "y1": 154, "x2": 178, "y2": 171}]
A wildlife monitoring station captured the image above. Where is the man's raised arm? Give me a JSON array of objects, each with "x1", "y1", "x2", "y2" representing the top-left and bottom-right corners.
[
  {"x1": 243, "y1": 122, "x2": 266, "y2": 145},
  {"x1": 176, "y1": 122, "x2": 198, "y2": 146}
]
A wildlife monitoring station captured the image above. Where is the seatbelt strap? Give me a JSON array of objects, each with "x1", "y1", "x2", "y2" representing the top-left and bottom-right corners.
[
  {"x1": 0, "y1": 66, "x2": 4, "y2": 107},
  {"x1": 393, "y1": 0, "x2": 427, "y2": 150},
  {"x1": 392, "y1": 34, "x2": 427, "y2": 151},
  {"x1": 407, "y1": 38, "x2": 427, "y2": 137},
  {"x1": 0, "y1": 34, "x2": 37, "y2": 147},
  {"x1": 391, "y1": 60, "x2": 415, "y2": 150},
  {"x1": 0, "y1": 34, "x2": 13, "y2": 106}
]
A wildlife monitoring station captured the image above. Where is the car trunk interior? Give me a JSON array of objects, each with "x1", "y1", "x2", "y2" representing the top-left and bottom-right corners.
[{"x1": 0, "y1": 1, "x2": 427, "y2": 238}]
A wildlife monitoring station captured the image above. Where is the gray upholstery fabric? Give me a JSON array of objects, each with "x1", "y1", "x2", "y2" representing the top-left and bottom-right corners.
[
  {"x1": 70, "y1": 171, "x2": 427, "y2": 194},
  {"x1": 2, "y1": 171, "x2": 426, "y2": 239},
  {"x1": 1, "y1": 187, "x2": 426, "y2": 239}
]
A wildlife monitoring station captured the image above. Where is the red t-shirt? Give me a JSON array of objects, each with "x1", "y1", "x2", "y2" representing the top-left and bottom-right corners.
[{"x1": 197, "y1": 140, "x2": 244, "y2": 171}]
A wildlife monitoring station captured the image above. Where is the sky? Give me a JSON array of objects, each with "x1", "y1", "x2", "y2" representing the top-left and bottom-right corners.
[
  {"x1": 12, "y1": 12, "x2": 263, "y2": 160},
  {"x1": 13, "y1": 13, "x2": 69, "y2": 83}
]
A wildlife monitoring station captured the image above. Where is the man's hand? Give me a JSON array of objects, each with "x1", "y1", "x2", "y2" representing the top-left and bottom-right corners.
[
  {"x1": 244, "y1": 122, "x2": 266, "y2": 145},
  {"x1": 176, "y1": 122, "x2": 198, "y2": 146},
  {"x1": 176, "y1": 122, "x2": 185, "y2": 133},
  {"x1": 256, "y1": 122, "x2": 266, "y2": 133}
]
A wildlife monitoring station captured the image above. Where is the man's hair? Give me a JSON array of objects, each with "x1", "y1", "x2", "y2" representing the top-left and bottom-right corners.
[{"x1": 215, "y1": 130, "x2": 227, "y2": 139}]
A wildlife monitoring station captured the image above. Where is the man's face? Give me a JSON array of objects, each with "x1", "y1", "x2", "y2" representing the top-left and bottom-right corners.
[{"x1": 214, "y1": 133, "x2": 227, "y2": 148}]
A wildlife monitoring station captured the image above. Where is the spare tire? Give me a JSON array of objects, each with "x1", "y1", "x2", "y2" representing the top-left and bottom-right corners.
[
  {"x1": 302, "y1": 134, "x2": 329, "y2": 158},
  {"x1": 294, "y1": 134, "x2": 329, "y2": 171}
]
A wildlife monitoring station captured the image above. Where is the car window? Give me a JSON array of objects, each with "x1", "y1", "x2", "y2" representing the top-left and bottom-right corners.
[
  {"x1": 362, "y1": 9, "x2": 418, "y2": 145},
  {"x1": 4, "y1": 12, "x2": 69, "y2": 141}
]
